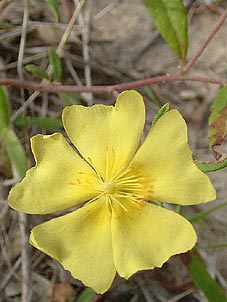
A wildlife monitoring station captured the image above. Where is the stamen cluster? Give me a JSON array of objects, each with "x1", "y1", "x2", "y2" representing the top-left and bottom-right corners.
[{"x1": 73, "y1": 146, "x2": 153, "y2": 215}]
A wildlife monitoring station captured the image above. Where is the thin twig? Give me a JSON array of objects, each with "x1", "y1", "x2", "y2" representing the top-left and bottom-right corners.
[
  {"x1": 0, "y1": 257, "x2": 21, "y2": 290},
  {"x1": 10, "y1": 0, "x2": 85, "y2": 121},
  {"x1": 17, "y1": 0, "x2": 29, "y2": 106},
  {"x1": 11, "y1": 91, "x2": 39, "y2": 121},
  {"x1": 134, "y1": 277, "x2": 155, "y2": 302},
  {"x1": 185, "y1": 10, "x2": 227, "y2": 72},
  {"x1": 19, "y1": 213, "x2": 32, "y2": 302},
  {"x1": 16, "y1": 1, "x2": 33, "y2": 302},
  {"x1": 65, "y1": 58, "x2": 83, "y2": 85},
  {"x1": 1, "y1": 74, "x2": 226, "y2": 95},
  {"x1": 166, "y1": 288, "x2": 194, "y2": 302},
  {"x1": 65, "y1": 58, "x2": 92, "y2": 103},
  {"x1": 17, "y1": 0, "x2": 29, "y2": 82},
  {"x1": 92, "y1": 1, "x2": 117, "y2": 21},
  {"x1": 75, "y1": 0, "x2": 93, "y2": 105},
  {"x1": 57, "y1": 0, "x2": 85, "y2": 57}
]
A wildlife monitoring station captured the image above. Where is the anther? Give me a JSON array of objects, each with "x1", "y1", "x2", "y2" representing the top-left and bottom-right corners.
[{"x1": 69, "y1": 182, "x2": 75, "y2": 185}]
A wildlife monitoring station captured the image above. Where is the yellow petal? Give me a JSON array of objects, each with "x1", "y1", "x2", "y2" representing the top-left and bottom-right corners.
[
  {"x1": 9, "y1": 133, "x2": 99, "y2": 214},
  {"x1": 30, "y1": 198, "x2": 115, "y2": 294},
  {"x1": 62, "y1": 90, "x2": 145, "y2": 180},
  {"x1": 111, "y1": 202, "x2": 196, "y2": 279},
  {"x1": 132, "y1": 110, "x2": 216, "y2": 205}
]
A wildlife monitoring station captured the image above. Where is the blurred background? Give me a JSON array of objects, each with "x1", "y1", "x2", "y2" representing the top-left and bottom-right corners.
[{"x1": 0, "y1": 0, "x2": 227, "y2": 301}]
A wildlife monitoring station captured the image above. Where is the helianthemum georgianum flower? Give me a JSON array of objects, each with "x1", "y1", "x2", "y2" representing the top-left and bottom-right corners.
[{"x1": 9, "y1": 90, "x2": 216, "y2": 293}]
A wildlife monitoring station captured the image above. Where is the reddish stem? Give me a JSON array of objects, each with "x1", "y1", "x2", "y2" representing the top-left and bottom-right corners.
[
  {"x1": 185, "y1": 10, "x2": 227, "y2": 72},
  {"x1": 0, "y1": 74, "x2": 226, "y2": 95}
]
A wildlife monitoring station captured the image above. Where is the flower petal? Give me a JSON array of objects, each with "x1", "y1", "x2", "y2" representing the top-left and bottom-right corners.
[
  {"x1": 30, "y1": 198, "x2": 115, "y2": 294},
  {"x1": 9, "y1": 133, "x2": 99, "y2": 214},
  {"x1": 132, "y1": 110, "x2": 216, "y2": 205},
  {"x1": 111, "y1": 202, "x2": 196, "y2": 279},
  {"x1": 62, "y1": 90, "x2": 145, "y2": 180}
]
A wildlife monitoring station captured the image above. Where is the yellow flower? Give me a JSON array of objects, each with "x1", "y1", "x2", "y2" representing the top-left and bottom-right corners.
[{"x1": 9, "y1": 90, "x2": 216, "y2": 293}]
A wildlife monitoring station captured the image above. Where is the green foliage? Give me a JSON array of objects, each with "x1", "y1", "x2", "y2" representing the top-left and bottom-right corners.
[
  {"x1": 0, "y1": 86, "x2": 27, "y2": 179},
  {"x1": 1, "y1": 128, "x2": 27, "y2": 179},
  {"x1": 48, "y1": 47, "x2": 62, "y2": 82},
  {"x1": 0, "y1": 86, "x2": 10, "y2": 131},
  {"x1": 143, "y1": 0, "x2": 188, "y2": 62},
  {"x1": 77, "y1": 288, "x2": 96, "y2": 302},
  {"x1": 189, "y1": 201, "x2": 227, "y2": 223},
  {"x1": 196, "y1": 243, "x2": 227, "y2": 249},
  {"x1": 152, "y1": 103, "x2": 169, "y2": 126},
  {"x1": 0, "y1": 22, "x2": 14, "y2": 29},
  {"x1": 58, "y1": 92, "x2": 81, "y2": 105},
  {"x1": 208, "y1": 86, "x2": 227, "y2": 160},
  {"x1": 14, "y1": 115, "x2": 63, "y2": 130},
  {"x1": 186, "y1": 253, "x2": 227, "y2": 302},
  {"x1": 143, "y1": 86, "x2": 161, "y2": 107},
  {"x1": 25, "y1": 64, "x2": 50, "y2": 80},
  {"x1": 196, "y1": 159, "x2": 227, "y2": 173},
  {"x1": 44, "y1": 0, "x2": 60, "y2": 22}
]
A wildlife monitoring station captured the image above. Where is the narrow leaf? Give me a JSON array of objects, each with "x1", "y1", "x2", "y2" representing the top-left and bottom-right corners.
[
  {"x1": 143, "y1": 86, "x2": 162, "y2": 107},
  {"x1": 58, "y1": 92, "x2": 81, "y2": 105},
  {"x1": 44, "y1": 0, "x2": 60, "y2": 22},
  {"x1": 152, "y1": 103, "x2": 169, "y2": 126},
  {"x1": 0, "y1": 22, "x2": 14, "y2": 29},
  {"x1": 195, "y1": 158, "x2": 227, "y2": 173},
  {"x1": 188, "y1": 201, "x2": 227, "y2": 223},
  {"x1": 195, "y1": 243, "x2": 227, "y2": 249},
  {"x1": 48, "y1": 47, "x2": 62, "y2": 82},
  {"x1": 14, "y1": 115, "x2": 63, "y2": 130},
  {"x1": 25, "y1": 64, "x2": 49, "y2": 80},
  {"x1": 77, "y1": 288, "x2": 96, "y2": 302},
  {"x1": 181, "y1": 253, "x2": 227, "y2": 302},
  {"x1": 144, "y1": 0, "x2": 188, "y2": 61},
  {"x1": 208, "y1": 86, "x2": 227, "y2": 160},
  {"x1": 0, "y1": 86, "x2": 10, "y2": 132},
  {"x1": 1, "y1": 128, "x2": 27, "y2": 178}
]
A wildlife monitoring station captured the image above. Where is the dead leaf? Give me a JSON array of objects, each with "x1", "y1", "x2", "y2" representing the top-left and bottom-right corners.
[{"x1": 208, "y1": 87, "x2": 227, "y2": 160}]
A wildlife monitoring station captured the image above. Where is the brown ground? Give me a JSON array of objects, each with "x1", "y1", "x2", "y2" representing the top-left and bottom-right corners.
[{"x1": 0, "y1": 1, "x2": 227, "y2": 301}]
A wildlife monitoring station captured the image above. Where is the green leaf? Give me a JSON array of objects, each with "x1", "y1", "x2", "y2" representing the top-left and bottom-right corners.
[
  {"x1": 0, "y1": 86, "x2": 10, "y2": 132},
  {"x1": 25, "y1": 64, "x2": 50, "y2": 80},
  {"x1": 184, "y1": 253, "x2": 227, "y2": 302},
  {"x1": 48, "y1": 47, "x2": 62, "y2": 82},
  {"x1": 152, "y1": 103, "x2": 169, "y2": 126},
  {"x1": 14, "y1": 115, "x2": 63, "y2": 130},
  {"x1": 196, "y1": 243, "x2": 227, "y2": 249},
  {"x1": 77, "y1": 288, "x2": 96, "y2": 302},
  {"x1": 188, "y1": 201, "x2": 227, "y2": 223},
  {"x1": 0, "y1": 22, "x2": 14, "y2": 29},
  {"x1": 44, "y1": 0, "x2": 60, "y2": 22},
  {"x1": 143, "y1": 86, "x2": 162, "y2": 107},
  {"x1": 195, "y1": 158, "x2": 227, "y2": 173},
  {"x1": 144, "y1": 0, "x2": 188, "y2": 61},
  {"x1": 1, "y1": 128, "x2": 27, "y2": 178},
  {"x1": 208, "y1": 86, "x2": 227, "y2": 160},
  {"x1": 58, "y1": 92, "x2": 81, "y2": 105}
]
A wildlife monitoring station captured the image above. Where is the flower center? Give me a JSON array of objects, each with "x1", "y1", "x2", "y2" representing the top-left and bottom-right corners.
[
  {"x1": 70, "y1": 146, "x2": 153, "y2": 215},
  {"x1": 103, "y1": 182, "x2": 115, "y2": 194}
]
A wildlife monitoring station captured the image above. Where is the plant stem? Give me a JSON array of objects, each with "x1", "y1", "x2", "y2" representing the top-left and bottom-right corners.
[
  {"x1": 185, "y1": 10, "x2": 227, "y2": 72},
  {"x1": 0, "y1": 74, "x2": 226, "y2": 94}
]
